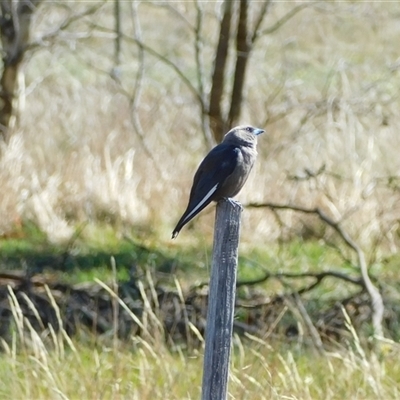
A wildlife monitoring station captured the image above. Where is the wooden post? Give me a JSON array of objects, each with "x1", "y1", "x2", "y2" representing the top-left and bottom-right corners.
[{"x1": 201, "y1": 199, "x2": 242, "y2": 400}]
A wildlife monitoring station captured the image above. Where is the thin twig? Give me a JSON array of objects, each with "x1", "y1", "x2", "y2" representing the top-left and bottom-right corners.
[
  {"x1": 250, "y1": 0, "x2": 272, "y2": 43},
  {"x1": 246, "y1": 201, "x2": 384, "y2": 339},
  {"x1": 237, "y1": 269, "x2": 363, "y2": 289},
  {"x1": 28, "y1": 3, "x2": 105, "y2": 51},
  {"x1": 90, "y1": 22, "x2": 204, "y2": 109},
  {"x1": 128, "y1": 1, "x2": 166, "y2": 180},
  {"x1": 260, "y1": 3, "x2": 310, "y2": 36}
]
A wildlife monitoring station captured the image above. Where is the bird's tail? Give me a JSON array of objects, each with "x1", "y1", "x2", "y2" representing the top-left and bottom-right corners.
[
  {"x1": 171, "y1": 199, "x2": 213, "y2": 239},
  {"x1": 171, "y1": 213, "x2": 189, "y2": 239},
  {"x1": 171, "y1": 229, "x2": 180, "y2": 239}
]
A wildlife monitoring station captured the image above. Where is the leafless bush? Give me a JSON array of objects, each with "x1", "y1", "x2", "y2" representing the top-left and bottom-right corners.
[{"x1": 0, "y1": 1, "x2": 398, "y2": 253}]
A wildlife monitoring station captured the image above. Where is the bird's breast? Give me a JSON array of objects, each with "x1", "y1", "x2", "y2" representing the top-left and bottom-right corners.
[{"x1": 217, "y1": 146, "x2": 257, "y2": 199}]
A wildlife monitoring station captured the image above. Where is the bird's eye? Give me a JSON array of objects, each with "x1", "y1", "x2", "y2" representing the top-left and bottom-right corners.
[{"x1": 246, "y1": 127, "x2": 252, "y2": 132}]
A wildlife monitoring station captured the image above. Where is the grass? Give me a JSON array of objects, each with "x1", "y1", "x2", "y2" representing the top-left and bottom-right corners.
[
  {"x1": 0, "y1": 282, "x2": 400, "y2": 400},
  {"x1": 0, "y1": 1, "x2": 398, "y2": 249},
  {"x1": 0, "y1": 224, "x2": 399, "y2": 398},
  {"x1": 0, "y1": 1, "x2": 400, "y2": 398},
  {"x1": 0, "y1": 221, "x2": 363, "y2": 293}
]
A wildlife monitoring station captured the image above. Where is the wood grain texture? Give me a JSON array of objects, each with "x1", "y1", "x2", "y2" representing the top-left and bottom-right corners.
[{"x1": 201, "y1": 199, "x2": 242, "y2": 400}]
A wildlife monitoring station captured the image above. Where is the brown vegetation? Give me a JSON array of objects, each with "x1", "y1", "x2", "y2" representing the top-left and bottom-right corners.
[
  {"x1": 0, "y1": 1, "x2": 398, "y2": 252},
  {"x1": 0, "y1": 2, "x2": 400, "y2": 397},
  {"x1": 0, "y1": 267, "x2": 393, "y2": 349}
]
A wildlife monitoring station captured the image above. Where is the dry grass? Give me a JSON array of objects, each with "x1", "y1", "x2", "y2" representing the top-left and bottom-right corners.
[
  {"x1": 0, "y1": 1, "x2": 399, "y2": 250},
  {"x1": 1, "y1": 2, "x2": 400, "y2": 397},
  {"x1": 1, "y1": 281, "x2": 400, "y2": 400}
]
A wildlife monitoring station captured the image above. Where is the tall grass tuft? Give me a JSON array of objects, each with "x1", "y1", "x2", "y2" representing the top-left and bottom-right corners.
[
  {"x1": 0, "y1": 2, "x2": 398, "y2": 250},
  {"x1": 1, "y1": 279, "x2": 400, "y2": 398}
]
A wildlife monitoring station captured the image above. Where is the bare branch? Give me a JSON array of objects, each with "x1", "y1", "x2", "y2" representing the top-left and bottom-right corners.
[
  {"x1": 250, "y1": 0, "x2": 272, "y2": 43},
  {"x1": 260, "y1": 3, "x2": 310, "y2": 36},
  {"x1": 228, "y1": 0, "x2": 250, "y2": 128},
  {"x1": 237, "y1": 269, "x2": 363, "y2": 290},
  {"x1": 323, "y1": 239, "x2": 357, "y2": 270},
  {"x1": 56, "y1": 16, "x2": 165, "y2": 181},
  {"x1": 194, "y1": 0, "x2": 214, "y2": 148},
  {"x1": 147, "y1": 1, "x2": 195, "y2": 32},
  {"x1": 114, "y1": 0, "x2": 121, "y2": 67},
  {"x1": 245, "y1": 201, "x2": 385, "y2": 339},
  {"x1": 28, "y1": 3, "x2": 106, "y2": 51},
  {"x1": 127, "y1": 1, "x2": 166, "y2": 180},
  {"x1": 91, "y1": 22, "x2": 204, "y2": 111},
  {"x1": 208, "y1": 0, "x2": 234, "y2": 142}
]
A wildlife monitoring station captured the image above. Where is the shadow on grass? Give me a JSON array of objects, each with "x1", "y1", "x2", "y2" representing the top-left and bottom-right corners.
[{"x1": 0, "y1": 223, "x2": 179, "y2": 277}]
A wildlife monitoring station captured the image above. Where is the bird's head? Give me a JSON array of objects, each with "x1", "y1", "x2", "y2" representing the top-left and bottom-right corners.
[{"x1": 223, "y1": 125, "x2": 265, "y2": 147}]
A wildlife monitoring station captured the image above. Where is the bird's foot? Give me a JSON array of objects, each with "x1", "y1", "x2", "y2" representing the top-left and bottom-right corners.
[{"x1": 222, "y1": 197, "x2": 243, "y2": 210}]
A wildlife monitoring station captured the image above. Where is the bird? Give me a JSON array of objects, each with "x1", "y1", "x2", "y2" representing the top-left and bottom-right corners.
[{"x1": 172, "y1": 125, "x2": 264, "y2": 239}]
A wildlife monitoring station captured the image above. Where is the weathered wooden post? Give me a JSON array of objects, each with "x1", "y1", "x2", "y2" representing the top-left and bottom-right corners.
[{"x1": 201, "y1": 199, "x2": 242, "y2": 400}]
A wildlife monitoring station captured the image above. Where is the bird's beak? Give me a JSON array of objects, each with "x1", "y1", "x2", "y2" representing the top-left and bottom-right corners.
[{"x1": 254, "y1": 128, "x2": 265, "y2": 136}]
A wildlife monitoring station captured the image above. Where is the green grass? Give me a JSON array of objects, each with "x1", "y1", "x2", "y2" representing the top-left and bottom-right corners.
[
  {"x1": 0, "y1": 222, "x2": 383, "y2": 295},
  {"x1": 0, "y1": 328, "x2": 399, "y2": 399},
  {"x1": 0, "y1": 222, "x2": 362, "y2": 292},
  {"x1": 1, "y1": 223, "x2": 400, "y2": 398},
  {"x1": 0, "y1": 2, "x2": 400, "y2": 397}
]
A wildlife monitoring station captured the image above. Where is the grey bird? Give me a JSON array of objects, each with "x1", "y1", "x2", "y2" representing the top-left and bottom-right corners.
[{"x1": 172, "y1": 125, "x2": 264, "y2": 239}]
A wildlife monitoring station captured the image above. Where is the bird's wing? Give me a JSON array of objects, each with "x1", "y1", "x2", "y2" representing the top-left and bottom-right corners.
[
  {"x1": 189, "y1": 144, "x2": 240, "y2": 204},
  {"x1": 172, "y1": 145, "x2": 239, "y2": 238}
]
